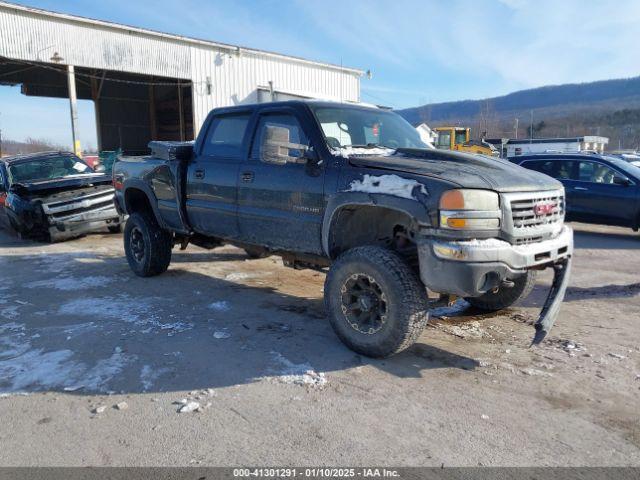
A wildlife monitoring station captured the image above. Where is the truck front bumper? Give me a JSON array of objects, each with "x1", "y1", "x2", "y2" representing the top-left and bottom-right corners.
[
  {"x1": 417, "y1": 226, "x2": 574, "y2": 344},
  {"x1": 417, "y1": 226, "x2": 573, "y2": 298},
  {"x1": 48, "y1": 207, "x2": 123, "y2": 241}
]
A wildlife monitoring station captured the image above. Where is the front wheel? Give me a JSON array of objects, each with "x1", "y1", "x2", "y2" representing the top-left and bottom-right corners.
[
  {"x1": 465, "y1": 270, "x2": 537, "y2": 311},
  {"x1": 324, "y1": 246, "x2": 429, "y2": 358},
  {"x1": 124, "y1": 212, "x2": 172, "y2": 277}
]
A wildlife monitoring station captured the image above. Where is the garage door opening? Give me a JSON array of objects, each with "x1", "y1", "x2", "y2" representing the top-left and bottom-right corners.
[{"x1": 0, "y1": 57, "x2": 193, "y2": 156}]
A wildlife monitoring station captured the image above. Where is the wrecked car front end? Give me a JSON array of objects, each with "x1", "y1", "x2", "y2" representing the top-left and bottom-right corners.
[
  {"x1": 1, "y1": 152, "x2": 124, "y2": 242},
  {"x1": 418, "y1": 188, "x2": 573, "y2": 344},
  {"x1": 6, "y1": 183, "x2": 122, "y2": 241}
]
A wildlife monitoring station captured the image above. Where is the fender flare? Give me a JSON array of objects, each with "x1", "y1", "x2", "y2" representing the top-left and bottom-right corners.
[
  {"x1": 121, "y1": 180, "x2": 168, "y2": 230},
  {"x1": 322, "y1": 192, "x2": 432, "y2": 258}
]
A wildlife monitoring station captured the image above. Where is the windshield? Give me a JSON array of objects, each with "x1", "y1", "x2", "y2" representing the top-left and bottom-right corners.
[
  {"x1": 8, "y1": 155, "x2": 95, "y2": 184},
  {"x1": 436, "y1": 131, "x2": 451, "y2": 149},
  {"x1": 312, "y1": 106, "x2": 427, "y2": 150}
]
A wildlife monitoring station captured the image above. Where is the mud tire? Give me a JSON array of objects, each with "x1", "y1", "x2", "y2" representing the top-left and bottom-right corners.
[{"x1": 124, "y1": 212, "x2": 172, "y2": 277}]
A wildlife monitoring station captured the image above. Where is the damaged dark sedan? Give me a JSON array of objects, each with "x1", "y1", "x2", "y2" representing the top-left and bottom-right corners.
[{"x1": 0, "y1": 151, "x2": 123, "y2": 241}]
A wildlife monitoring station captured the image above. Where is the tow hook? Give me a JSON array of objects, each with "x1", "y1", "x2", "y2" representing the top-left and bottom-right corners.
[{"x1": 531, "y1": 257, "x2": 572, "y2": 346}]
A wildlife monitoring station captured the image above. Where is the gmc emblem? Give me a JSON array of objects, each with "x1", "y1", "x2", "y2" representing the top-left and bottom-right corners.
[{"x1": 534, "y1": 202, "x2": 556, "y2": 216}]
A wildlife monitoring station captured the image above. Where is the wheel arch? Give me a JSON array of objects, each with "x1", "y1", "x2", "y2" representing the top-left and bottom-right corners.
[
  {"x1": 122, "y1": 181, "x2": 167, "y2": 230},
  {"x1": 322, "y1": 192, "x2": 431, "y2": 259}
]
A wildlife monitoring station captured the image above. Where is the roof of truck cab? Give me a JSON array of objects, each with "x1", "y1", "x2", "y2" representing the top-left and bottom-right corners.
[
  {"x1": 209, "y1": 100, "x2": 382, "y2": 115},
  {"x1": 0, "y1": 151, "x2": 78, "y2": 165}
]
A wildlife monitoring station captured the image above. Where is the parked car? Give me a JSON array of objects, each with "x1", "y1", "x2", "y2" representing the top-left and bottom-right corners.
[
  {"x1": 113, "y1": 101, "x2": 573, "y2": 357},
  {"x1": 0, "y1": 151, "x2": 124, "y2": 241},
  {"x1": 513, "y1": 153, "x2": 640, "y2": 232},
  {"x1": 610, "y1": 152, "x2": 640, "y2": 168}
]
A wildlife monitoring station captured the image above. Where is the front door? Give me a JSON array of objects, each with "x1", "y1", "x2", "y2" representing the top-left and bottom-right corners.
[
  {"x1": 185, "y1": 111, "x2": 252, "y2": 238},
  {"x1": 237, "y1": 110, "x2": 325, "y2": 254},
  {"x1": 571, "y1": 160, "x2": 637, "y2": 227}
]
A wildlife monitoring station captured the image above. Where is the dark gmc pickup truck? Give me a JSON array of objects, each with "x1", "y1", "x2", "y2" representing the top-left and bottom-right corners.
[{"x1": 113, "y1": 100, "x2": 573, "y2": 357}]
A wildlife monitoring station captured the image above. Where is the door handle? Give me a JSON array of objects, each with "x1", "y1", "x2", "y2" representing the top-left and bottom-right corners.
[
  {"x1": 574, "y1": 186, "x2": 588, "y2": 191},
  {"x1": 194, "y1": 169, "x2": 205, "y2": 180},
  {"x1": 241, "y1": 171, "x2": 254, "y2": 183}
]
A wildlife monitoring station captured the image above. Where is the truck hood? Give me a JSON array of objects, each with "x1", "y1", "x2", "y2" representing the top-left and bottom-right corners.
[
  {"x1": 10, "y1": 173, "x2": 112, "y2": 197},
  {"x1": 347, "y1": 148, "x2": 561, "y2": 193}
]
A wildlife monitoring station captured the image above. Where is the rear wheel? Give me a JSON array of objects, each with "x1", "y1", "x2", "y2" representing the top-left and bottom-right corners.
[
  {"x1": 124, "y1": 212, "x2": 172, "y2": 277},
  {"x1": 324, "y1": 246, "x2": 429, "y2": 358},
  {"x1": 465, "y1": 270, "x2": 537, "y2": 311}
]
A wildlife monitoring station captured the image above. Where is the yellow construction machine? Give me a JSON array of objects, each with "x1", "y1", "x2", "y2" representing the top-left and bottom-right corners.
[{"x1": 434, "y1": 127, "x2": 498, "y2": 156}]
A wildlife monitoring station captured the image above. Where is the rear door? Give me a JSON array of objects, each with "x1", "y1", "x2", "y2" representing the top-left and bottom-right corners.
[
  {"x1": 572, "y1": 160, "x2": 636, "y2": 226},
  {"x1": 185, "y1": 112, "x2": 252, "y2": 238},
  {"x1": 237, "y1": 108, "x2": 325, "y2": 254}
]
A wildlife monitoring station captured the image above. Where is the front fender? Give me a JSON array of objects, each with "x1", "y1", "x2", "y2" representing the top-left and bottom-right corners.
[{"x1": 322, "y1": 192, "x2": 432, "y2": 257}]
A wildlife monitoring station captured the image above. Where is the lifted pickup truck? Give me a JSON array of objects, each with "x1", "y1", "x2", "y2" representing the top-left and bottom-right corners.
[{"x1": 113, "y1": 100, "x2": 573, "y2": 357}]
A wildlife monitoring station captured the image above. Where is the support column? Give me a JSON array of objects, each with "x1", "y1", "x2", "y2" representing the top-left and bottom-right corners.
[
  {"x1": 177, "y1": 81, "x2": 185, "y2": 142},
  {"x1": 90, "y1": 70, "x2": 106, "y2": 152},
  {"x1": 67, "y1": 65, "x2": 81, "y2": 156},
  {"x1": 149, "y1": 83, "x2": 157, "y2": 141}
]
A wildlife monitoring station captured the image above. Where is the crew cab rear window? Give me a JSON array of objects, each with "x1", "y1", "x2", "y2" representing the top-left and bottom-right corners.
[{"x1": 202, "y1": 114, "x2": 251, "y2": 159}]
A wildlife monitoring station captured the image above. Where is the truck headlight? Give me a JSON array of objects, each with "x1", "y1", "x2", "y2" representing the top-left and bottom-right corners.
[{"x1": 439, "y1": 189, "x2": 500, "y2": 230}]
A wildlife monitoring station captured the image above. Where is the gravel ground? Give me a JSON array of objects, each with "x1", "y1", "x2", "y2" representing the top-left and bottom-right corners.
[{"x1": 0, "y1": 222, "x2": 638, "y2": 466}]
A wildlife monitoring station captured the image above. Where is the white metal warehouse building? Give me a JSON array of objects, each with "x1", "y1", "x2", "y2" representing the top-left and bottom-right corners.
[{"x1": 0, "y1": 1, "x2": 362, "y2": 153}]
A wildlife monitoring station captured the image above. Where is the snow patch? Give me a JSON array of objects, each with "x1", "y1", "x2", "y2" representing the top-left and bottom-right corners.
[
  {"x1": 224, "y1": 272, "x2": 270, "y2": 282},
  {"x1": 0, "y1": 349, "x2": 83, "y2": 391},
  {"x1": 453, "y1": 238, "x2": 511, "y2": 248},
  {"x1": 331, "y1": 146, "x2": 396, "y2": 159},
  {"x1": 208, "y1": 301, "x2": 231, "y2": 312},
  {"x1": 0, "y1": 322, "x2": 30, "y2": 358},
  {"x1": 1, "y1": 305, "x2": 20, "y2": 320},
  {"x1": 347, "y1": 174, "x2": 428, "y2": 200},
  {"x1": 269, "y1": 352, "x2": 327, "y2": 387},
  {"x1": 27, "y1": 275, "x2": 113, "y2": 291},
  {"x1": 58, "y1": 296, "x2": 194, "y2": 335},
  {"x1": 178, "y1": 401, "x2": 201, "y2": 413},
  {"x1": 140, "y1": 365, "x2": 170, "y2": 391}
]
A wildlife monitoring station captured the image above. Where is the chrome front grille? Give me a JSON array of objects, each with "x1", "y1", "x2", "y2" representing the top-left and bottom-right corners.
[
  {"x1": 511, "y1": 193, "x2": 564, "y2": 228},
  {"x1": 502, "y1": 190, "x2": 565, "y2": 244},
  {"x1": 42, "y1": 188, "x2": 116, "y2": 222}
]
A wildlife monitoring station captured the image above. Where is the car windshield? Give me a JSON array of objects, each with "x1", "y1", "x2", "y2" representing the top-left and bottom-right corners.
[
  {"x1": 8, "y1": 155, "x2": 95, "y2": 184},
  {"x1": 312, "y1": 106, "x2": 427, "y2": 151}
]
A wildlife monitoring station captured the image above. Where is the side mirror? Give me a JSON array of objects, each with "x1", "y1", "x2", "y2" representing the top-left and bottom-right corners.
[
  {"x1": 262, "y1": 125, "x2": 309, "y2": 165},
  {"x1": 613, "y1": 175, "x2": 631, "y2": 186}
]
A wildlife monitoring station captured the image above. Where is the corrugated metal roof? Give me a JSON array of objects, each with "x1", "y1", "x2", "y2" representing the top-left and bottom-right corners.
[{"x1": 0, "y1": 1, "x2": 363, "y2": 75}]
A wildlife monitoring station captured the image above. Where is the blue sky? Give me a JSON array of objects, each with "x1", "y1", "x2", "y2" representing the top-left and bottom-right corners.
[{"x1": 2, "y1": 0, "x2": 639, "y2": 148}]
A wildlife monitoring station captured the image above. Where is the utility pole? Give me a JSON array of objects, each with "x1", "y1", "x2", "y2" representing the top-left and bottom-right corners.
[
  {"x1": 530, "y1": 110, "x2": 533, "y2": 143},
  {"x1": 514, "y1": 118, "x2": 519, "y2": 139}
]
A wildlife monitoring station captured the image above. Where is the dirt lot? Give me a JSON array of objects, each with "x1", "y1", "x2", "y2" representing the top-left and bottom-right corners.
[{"x1": 0, "y1": 222, "x2": 638, "y2": 466}]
